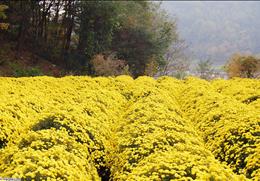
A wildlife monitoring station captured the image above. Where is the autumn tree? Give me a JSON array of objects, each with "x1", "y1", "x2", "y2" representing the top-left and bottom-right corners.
[{"x1": 225, "y1": 53, "x2": 260, "y2": 78}]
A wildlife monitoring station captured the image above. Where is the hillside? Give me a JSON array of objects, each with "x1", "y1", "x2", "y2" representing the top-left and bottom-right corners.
[
  {"x1": 162, "y1": 1, "x2": 260, "y2": 66},
  {"x1": 0, "y1": 40, "x2": 63, "y2": 77}
]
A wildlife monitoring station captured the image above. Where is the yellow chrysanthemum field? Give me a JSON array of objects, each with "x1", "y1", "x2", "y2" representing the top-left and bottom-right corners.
[{"x1": 0, "y1": 76, "x2": 259, "y2": 181}]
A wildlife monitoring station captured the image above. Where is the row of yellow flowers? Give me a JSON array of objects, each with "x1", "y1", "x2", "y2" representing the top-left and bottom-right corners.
[
  {"x1": 108, "y1": 77, "x2": 246, "y2": 180},
  {"x1": 211, "y1": 78, "x2": 260, "y2": 110},
  {"x1": 178, "y1": 77, "x2": 260, "y2": 180},
  {"x1": 0, "y1": 76, "x2": 128, "y2": 180},
  {"x1": 0, "y1": 76, "x2": 259, "y2": 180}
]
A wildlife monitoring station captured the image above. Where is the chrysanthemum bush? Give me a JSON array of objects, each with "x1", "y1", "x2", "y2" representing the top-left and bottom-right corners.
[
  {"x1": 178, "y1": 77, "x2": 260, "y2": 180},
  {"x1": 108, "y1": 78, "x2": 245, "y2": 180},
  {"x1": 0, "y1": 76, "x2": 259, "y2": 180},
  {"x1": 211, "y1": 78, "x2": 260, "y2": 110},
  {"x1": 0, "y1": 76, "x2": 127, "y2": 180}
]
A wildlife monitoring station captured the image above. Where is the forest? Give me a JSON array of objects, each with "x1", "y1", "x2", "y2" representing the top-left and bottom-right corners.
[
  {"x1": 0, "y1": 1, "x2": 182, "y2": 78},
  {"x1": 0, "y1": 1, "x2": 260, "y2": 79}
]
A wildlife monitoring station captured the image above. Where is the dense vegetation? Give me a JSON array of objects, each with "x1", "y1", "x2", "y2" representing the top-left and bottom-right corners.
[
  {"x1": 0, "y1": 1, "x2": 180, "y2": 77},
  {"x1": 0, "y1": 76, "x2": 259, "y2": 180},
  {"x1": 225, "y1": 54, "x2": 260, "y2": 78}
]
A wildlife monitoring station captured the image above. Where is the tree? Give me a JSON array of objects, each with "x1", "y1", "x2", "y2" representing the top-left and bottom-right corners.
[
  {"x1": 61, "y1": 0, "x2": 76, "y2": 56},
  {"x1": 76, "y1": 1, "x2": 122, "y2": 57},
  {"x1": 159, "y1": 39, "x2": 190, "y2": 79},
  {"x1": 144, "y1": 58, "x2": 159, "y2": 77},
  {"x1": 0, "y1": 4, "x2": 8, "y2": 30},
  {"x1": 0, "y1": 1, "x2": 182, "y2": 77},
  {"x1": 112, "y1": 2, "x2": 178, "y2": 77},
  {"x1": 3, "y1": 0, "x2": 55, "y2": 52},
  {"x1": 225, "y1": 53, "x2": 260, "y2": 78},
  {"x1": 195, "y1": 59, "x2": 215, "y2": 80},
  {"x1": 73, "y1": 1, "x2": 123, "y2": 73},
  {"x1": 15, "y1": 0, "x2": 32, "y2": 52}
]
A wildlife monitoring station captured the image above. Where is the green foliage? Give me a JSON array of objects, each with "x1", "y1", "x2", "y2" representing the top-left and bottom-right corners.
[
  {"x1": 0, "y1": 4, "x2": 8, "y2": 29},
  {"x1": 0, "y1": 4, "x2": 8, "y2": 19},
  {"x1": 195, "y1": 59, "x2": 215, "y2": 80},
  {"x1": 0, "y1": 1, "x2": 180, "y2": 77},
  {"x1": 112, "y1": 2, "x2": 177, "y2": 77},
  {"x1": 77, "y1": 1, "x2": 123, "y2": 58},
  {"x1": 76, "y1": 1, "x2": 178, "y2": 77},
  {"x1": 10, "y1": 63, "x2": 44, "y2": 77},
  {"x1": 173, "y1": 71, "x2": 188, "y2": 79}
]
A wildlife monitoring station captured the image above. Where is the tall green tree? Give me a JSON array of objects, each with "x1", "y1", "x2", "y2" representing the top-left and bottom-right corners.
[
  {"x1": 76, "y1": 1, "x2": 122, "y2": 57},
  {"x1": 112, "y1": 2, "x2": 178, "y2": 77},
  {"x1": 73, "y1": 1, "x2": 123, "y2": 72}
]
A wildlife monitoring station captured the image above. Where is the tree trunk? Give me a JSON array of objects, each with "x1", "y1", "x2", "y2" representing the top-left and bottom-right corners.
[
  {"x1": 62, "y1": 0, "x2": 75, "y2": 57},
  {"x1": 16, "y1": 1, "x2": 29, "y2": 53}
]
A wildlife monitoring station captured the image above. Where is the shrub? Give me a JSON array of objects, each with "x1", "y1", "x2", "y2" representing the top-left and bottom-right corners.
[
  {"x1": 90, "y1": 54, "x2": 130, "y2": 76},
  {"x1": 211, "y1": 78, "x2": 260, "y2": 110},
  {"x1": 225, "y1": 54, "x2": 260, "y2": 78},
  {"x1": 178, "y1": 77, "x2": 260, "y2": 179},
  {"x1": 10, "y1": 64, "x2": 44, "y2": 77}
]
